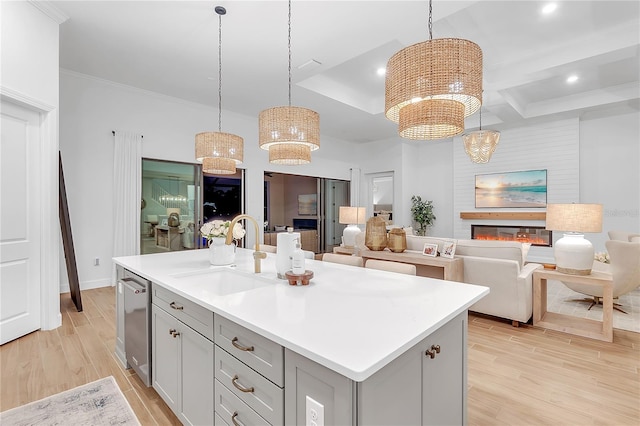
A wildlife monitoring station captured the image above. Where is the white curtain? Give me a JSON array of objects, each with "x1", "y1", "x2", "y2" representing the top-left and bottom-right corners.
[{"x1": 113, "y1": 131, "x2": 142, "y2": 265}]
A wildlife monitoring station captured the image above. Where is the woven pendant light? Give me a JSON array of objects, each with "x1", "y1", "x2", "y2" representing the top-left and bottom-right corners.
[
  {"x1": 269, "y1": 143, "x2": 311, "y2": 165},
  {"x1": 194, "y1": 6, "x2": 243, "y2": 175},
  {"x1": 258, "y1": 0, "x2": 320, "y2": 163},
  {"x1": 462, "y1": 107, "x2": 500, "y2": 163},
  {"x1": 385, "y1": 0, "x2": 482, "y2": 140}
]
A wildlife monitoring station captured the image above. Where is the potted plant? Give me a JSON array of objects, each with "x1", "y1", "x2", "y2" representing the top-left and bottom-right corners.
[{"x1": 410, "y1": 195, "x2": 436, "y2": 236}]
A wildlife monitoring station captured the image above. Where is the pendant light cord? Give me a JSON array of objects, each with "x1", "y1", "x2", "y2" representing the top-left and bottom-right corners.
[
  {"x1": 288, "y1": 0, "x2": 292, "y2": 107},
  {"x1": 218, "y1": 10, "x2": 223, "y2": 132},
  {"x1": 428, "y1": 0, "x2": 433, "y2": 40}
]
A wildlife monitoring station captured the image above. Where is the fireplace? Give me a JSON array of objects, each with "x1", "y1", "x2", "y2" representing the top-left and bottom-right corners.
[{"x1": 471, "y1": 225, "x2": 552, "y2": 247}]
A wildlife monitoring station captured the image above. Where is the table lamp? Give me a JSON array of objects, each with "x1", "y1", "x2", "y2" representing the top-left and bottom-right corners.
[
  {"x1": 339, "y1": 206, "x2": 366, "y2": 248},
  {"x1": 545, "y1": 203, "x2": 603, "y2": 275}
]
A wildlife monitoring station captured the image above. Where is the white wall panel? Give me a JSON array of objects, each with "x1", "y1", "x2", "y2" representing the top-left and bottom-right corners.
[{"x1": 452, "y1": 118, "x2": 580, "y2": 262}]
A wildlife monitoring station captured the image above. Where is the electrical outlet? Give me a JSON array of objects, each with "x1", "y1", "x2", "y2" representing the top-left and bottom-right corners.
[
  {"x1": 94, "y1": 257, "x2": 100, "y2": 266},
  {"x1": 306, "y1": 396, "x2": 324, "y2": 426}
]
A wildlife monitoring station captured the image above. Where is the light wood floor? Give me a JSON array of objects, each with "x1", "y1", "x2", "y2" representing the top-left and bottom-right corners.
[{"x1": 1, "y1": 287, "x2": 639, "y2": 425}]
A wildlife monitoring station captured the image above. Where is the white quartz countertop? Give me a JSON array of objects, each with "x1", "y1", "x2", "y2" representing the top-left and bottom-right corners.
[{"x1": 114, "y1": 248, "x2": 488, "y2": 382}]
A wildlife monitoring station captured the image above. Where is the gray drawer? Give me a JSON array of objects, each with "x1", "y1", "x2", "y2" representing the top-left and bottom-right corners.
[
  {"x1": 215, "y1": 346, "x2": 284, "y2": 424},
  {"x1": 215, "y1": 314, "x2": 284, "y2": 387},
  {"x1": 214, "y1": 412, "x2": 230, "y2": 426},
  {"x1": 153, "y1": 285, "x2": 214, "y2": 340},
  {"x1": 215, "y1": 379, "x2": 271, "y2": 426}
]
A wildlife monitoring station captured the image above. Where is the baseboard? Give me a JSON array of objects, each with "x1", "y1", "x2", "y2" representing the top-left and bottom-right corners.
[{"x1": 59, "y1": 278, "x2": 112, "y2": 294}]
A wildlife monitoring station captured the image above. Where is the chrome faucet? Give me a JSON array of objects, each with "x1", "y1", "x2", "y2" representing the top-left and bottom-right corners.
[{"x1": 226, "y1": 214, "x2": 267, "y2": 273}]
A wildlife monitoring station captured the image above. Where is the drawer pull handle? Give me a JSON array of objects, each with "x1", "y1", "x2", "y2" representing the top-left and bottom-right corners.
[
  {"x1": 169, "y1": 302, "x2": 183, "y2": 310},
  {"x1": 231, "y1": 375, "x2": 255, "y2": 393},
  {"x1": 231, "y1": 411, "x2": 240, "y2": 426},
  {"x1": 425, "y1": 344, "x2": 441, "y2": 359},
  {"x1": 231, "y1": 337, "x2": 254, "y2": 352}
]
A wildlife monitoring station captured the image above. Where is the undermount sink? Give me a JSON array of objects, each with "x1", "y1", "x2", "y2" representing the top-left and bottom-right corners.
[{"x1": 170, "y1": 267, "x2": 272, "y2": 296}]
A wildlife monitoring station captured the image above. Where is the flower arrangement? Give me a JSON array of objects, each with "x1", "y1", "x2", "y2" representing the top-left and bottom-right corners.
[
  {"x1": 594, "y1": 251, "x2": 610, "y2": 264},
  {"x1": 200, "y1": 220, "x2": 245, "y2": 244}
]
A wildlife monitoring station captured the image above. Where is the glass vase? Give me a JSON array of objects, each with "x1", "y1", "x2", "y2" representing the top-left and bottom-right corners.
[{"x1": 209, "y1": 237, "x2": 235, "y2": 265}]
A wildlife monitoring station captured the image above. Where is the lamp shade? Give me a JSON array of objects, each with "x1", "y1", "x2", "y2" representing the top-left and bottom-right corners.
[
  {"x1": 546, "y1": 203, "x2": 603, "y2": 275},
  {"x1": 203, "y1": 157, "x2": 237, "y2": 175},
  {"x1": 268, "y1": 143, "x2": 311, "y2": 165},
  {"x1": 545, "y1": 204, "x2": 603, "y2": 233},
  {"x1": 339, "y1": 207, "x2": 366, "y2": 225},
  {"x1": 259, "y1": 106, "x2": 320, "y2": 151},
  {"x1": 399, "y1": 99, "x2": 465, "y2": 140},
  {"x1": 385, "y1": 37, "x2": 482, "y2": 140}
]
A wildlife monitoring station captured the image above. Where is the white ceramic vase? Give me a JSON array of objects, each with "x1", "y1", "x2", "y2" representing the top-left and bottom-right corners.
[{"x1": 209, "y1": 237, "x2": 235, "y2": 266}]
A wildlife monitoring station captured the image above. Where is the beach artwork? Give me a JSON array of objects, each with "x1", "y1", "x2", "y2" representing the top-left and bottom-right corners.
[
  {"x1": 475, "y1": 169, "x2": 547, "y2": 208},
  {"x1": 298, "y1": 194, "x2": 317, "y2": 215}
]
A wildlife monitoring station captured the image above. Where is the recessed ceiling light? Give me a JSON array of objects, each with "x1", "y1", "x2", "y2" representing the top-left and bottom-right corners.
[
  {"x1": 567, "y1": 75, "x2": 578, "y2": 83},
  {"x1": 542, "y1": 3, "x2": 557, "y2": 14},
  {"x1": 377, "y1": 67, "x2": 386, "y2": 76}
]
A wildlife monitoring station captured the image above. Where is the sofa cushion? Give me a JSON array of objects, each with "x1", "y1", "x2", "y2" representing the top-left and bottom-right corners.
[
  {"x1": 455, "y1": 240, "x2": 530, "y2": 267},
  {"x1": 405, "y1": 235, "x2": 530, "y2": 266}
]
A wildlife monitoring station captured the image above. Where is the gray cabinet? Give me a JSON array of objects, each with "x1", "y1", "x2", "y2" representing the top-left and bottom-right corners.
[
  {"x1": 285, "y1": 311, "x2": 467, "y2": 426},
  {"x1": 214, "y1": 314, "x2": 285, "y2": 425},
  {"x1": 152, "y1": 290, "x2": 215, "y2": 426},
  {"x1": 422, "y1": 312, "x2": 465, "y2": 426}
]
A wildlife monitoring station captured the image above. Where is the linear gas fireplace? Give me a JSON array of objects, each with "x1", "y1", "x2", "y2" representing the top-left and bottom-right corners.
[{"x1": 471, "y1": 225, "x2": 552, "y2": 247}]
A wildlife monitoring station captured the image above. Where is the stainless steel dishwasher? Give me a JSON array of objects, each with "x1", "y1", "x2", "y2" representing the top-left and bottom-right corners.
[{"x1": 120, "y1": 271, "x2": 152, "y2": 386}]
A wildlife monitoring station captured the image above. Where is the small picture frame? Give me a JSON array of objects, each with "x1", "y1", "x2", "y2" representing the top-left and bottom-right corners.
[
  {"x1": 423, "y1": 243, "x2": 438, "y2": 257},
  {"x1": 441, "y1": 240, "x2": 457, "y2": 259}
]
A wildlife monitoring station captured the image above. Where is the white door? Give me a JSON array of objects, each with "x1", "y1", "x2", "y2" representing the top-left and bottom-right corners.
[{"x1": 0, "y1": 100, "x2": 42, "y2": 344}]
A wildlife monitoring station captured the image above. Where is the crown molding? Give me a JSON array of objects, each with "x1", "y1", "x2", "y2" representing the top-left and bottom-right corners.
[
  {"x1": 28, "y1": 0, "x2": 69, "y2": 24},
  {"x1": 1, "y1": 86, "x2": 55, "y2": 112}
]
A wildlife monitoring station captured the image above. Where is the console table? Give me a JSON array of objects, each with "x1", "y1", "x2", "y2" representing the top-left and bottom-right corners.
[
  {"x1": 334, "y1": 247, "x2": 463, "y2": 282},
  {"x1": 533, "y1": 269, "x2": 613, "y2": 342},
  {"x1": 155, "y1": 225, "x2": 182, "y2": 251}
]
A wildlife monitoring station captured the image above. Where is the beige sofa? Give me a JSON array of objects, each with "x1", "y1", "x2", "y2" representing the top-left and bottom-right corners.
[{"x1": 406, "y1": 235, "x2": 542, "y2": 325}]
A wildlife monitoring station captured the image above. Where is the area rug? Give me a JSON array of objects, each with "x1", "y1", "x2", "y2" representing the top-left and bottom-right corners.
[
  {"x1": 0, "y1": 376, "x2": 140, "y2": 426},
  {"x1": 546, "y1": 279, "x2": 640, "y2": 333}
]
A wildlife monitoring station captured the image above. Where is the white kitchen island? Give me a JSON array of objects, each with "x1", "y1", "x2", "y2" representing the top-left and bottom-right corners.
[{"x1": 114, "y1": 248, "x2": 488, "y2": 426}]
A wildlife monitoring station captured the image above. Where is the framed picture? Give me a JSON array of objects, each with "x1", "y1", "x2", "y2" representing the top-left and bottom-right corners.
[
  {"x1": 423, "y1": 243, "x2": 438, "y2": 257},
  {"x1": 441, "y1": 240, "x2": 457, "y2": 259},
  {"x1": 298, "y1": 194, "x2": 317, "y2": 215},
  {"x1": 475, "y1": 169, "x2": 547, "y2": 208}
]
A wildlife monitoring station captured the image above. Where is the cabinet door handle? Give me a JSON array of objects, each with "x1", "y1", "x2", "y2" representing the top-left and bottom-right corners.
[
  {"x1": 231, "y1": 411, "x2": 240, "y2": 426},
  {"x1": 169, "y1": 329, "x2": 180, "y2": 338},
  {"x1": 169, "y1": 302, "x2": 183, "y2": 310},
  {"x1": 169, "y1": 328, "x2": 176, "y2": 336},
  {"x1": 231, "y1": 337, "x2": 254, "y2": 352},
  {"x1": 425, "y1": 344, "x2": 441, "y2": 359},
  {"x1": 231, "y1": 375, "x2": 255, "y2": 393}
]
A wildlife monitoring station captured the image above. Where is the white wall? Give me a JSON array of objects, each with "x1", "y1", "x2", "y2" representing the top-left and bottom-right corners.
[
  {"x1": 357, "y1": 113, "x2": 639, "y2": 263},
  {"x1": 580, "y1": 110, "x2": 640, "y2": 251},
  {"x1": 1, "y1": 1, "x2": 63, "y2": 329},
  {"x1": 59, "y1": 71, "x2": 639, "y2": 291},
  {"x1": 59, "y1": 71, "x2": 360, "y2": 291},
  {"x1": 1, "y1": 2, "x2": 60, "y2": 106}
]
